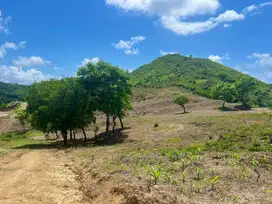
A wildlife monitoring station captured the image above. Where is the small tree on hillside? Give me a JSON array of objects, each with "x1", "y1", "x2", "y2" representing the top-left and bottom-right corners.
[
  {"x1": 212, "y1": 82, "x2": 236, "y2": 107},
  {"x1": 174, "y1": 95, "x2": 190, "y2": 113},
  {"x1": 15, "y1": 108, "x2": 29, "y2": 131}
]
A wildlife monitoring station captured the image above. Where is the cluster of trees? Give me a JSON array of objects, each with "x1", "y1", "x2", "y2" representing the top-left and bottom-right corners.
[
  {"x1": 25, "y1": 61, "x2": 132, "y2": 146},
  {"x1": 0, "y1": 82, "x2": 28, "y2": 104},
  {"x1": 212, "y1": 76, "x2": 272, "y2": 108}
]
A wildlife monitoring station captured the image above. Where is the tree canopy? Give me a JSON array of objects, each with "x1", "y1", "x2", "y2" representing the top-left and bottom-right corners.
[
  {"x1": 174, "y1": 95, "x2": 190, "y2": 113},
  {"x1": 25, "y1": 61, "x2": 132, "y2": 146},
  {"x1": 212, "y1": 82, "x2": 236, "y2": 107}
]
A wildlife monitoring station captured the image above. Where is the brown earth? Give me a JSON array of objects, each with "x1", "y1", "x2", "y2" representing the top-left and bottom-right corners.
[
  {"x1": 0, "y1": 88, "x2": 271, "y2": 204},
  {"x1": 0, "y1": 150, "x2": 87, "y2": 204}
]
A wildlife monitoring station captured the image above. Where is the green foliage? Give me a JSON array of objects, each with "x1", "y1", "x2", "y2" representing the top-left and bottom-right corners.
[
  {"x1": 131, "y1": 54, "x2": 244, "y2": 96},
  {"x1": 150, "y1": 165, "x2": 162, "y2": 184},
  {"x1": 15, "y1": 107, "x2": 29, "y2": 130},
  {"x1": 0, "y1": 103, "x2": 7, "y2": 110},
  {"x1": 174, "y1": 95, "x2": 189, "y2": 113},
  {"x1": 0, "y1": 82, "x2": 28, "y2": 104},
  {"x1": 0, "y1": 130, "x2": 42, "y2": 141},
  {"x1": 212, "y1": 82, "x2": 236, "y2": 107},
  {"x1": 209, "y1": 175, "x2": 220, "y2": 191},
  {"x1": 77, "y1": 61, "x2": 132, "y2": 136},
  {"x1": 174, "y1": 95, "x2": 189, "y2": 106},
  {"x1": 205, "y1": 124, "x2": 272, "y2": 152},
  {"x1": 26, "y1": 78, "x2": 95, "y2": 145},
  {"x1": 235, "y1": 76, "x2": 258, "y2": 107},
  {"x1": 77, "y1": 61, "x2": 132, "y2": 117},
  {"x1": 131, "y1": 54, "x2": 271, "y2": 107},
  {"x1": 25, "y1": 61, "x2": 133, "y2": 145}
]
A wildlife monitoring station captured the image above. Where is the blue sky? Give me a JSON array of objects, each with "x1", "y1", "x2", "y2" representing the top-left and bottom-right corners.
[{"x1": 0, "y1": 0, "x2": 272, "y2": 84}]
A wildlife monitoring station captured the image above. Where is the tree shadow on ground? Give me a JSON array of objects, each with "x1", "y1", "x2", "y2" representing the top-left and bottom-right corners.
[
  {"x1": 218, "y1": 107, "x2": 236, "y2": 112},
  {"x1": 173, "y1": 112, "x2": 191, "y2": 115},
  {"x1": 13, "y1": 127, "x2": 132, "y2": 150},
  {"x1": 233, "y1": 105, "x2": 252, "y2": 111}
]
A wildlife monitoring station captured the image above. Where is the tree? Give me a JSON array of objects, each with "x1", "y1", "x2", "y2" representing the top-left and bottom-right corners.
[
  {"x1": 15, "y1": 107, "x2": 29, "y2": 131},
  {"x1": 174, "y1": 95, "x2": 190, "y2": 113},
  {"x1": 26, "y1": 78, "x2": 95, "y2": 146},
  {"x1": 77, "y1": 61, "x2": 132, "y2": 138},
  {"x1": 212, "y1": 82, "x2": 236, "y2": 107},
  {"x1": 235, "y1": 77, "x2": 257, "y2": 108}
]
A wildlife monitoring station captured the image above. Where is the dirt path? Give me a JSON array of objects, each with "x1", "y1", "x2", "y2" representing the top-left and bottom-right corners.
[{"x1": 0, "y1": 150, "x2": 87, "y2": 204}]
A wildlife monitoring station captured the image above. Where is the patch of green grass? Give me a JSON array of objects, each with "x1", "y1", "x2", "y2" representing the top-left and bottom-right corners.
[
  {"x1": 0, "y1": 130, "x2": 48, "y2": 148},
  {"x1": 205, "y1": 124, "x2": 272, "y2": 152},
  {"x1": 0, "y1": 130, "x2": 43, "y2": 141}
]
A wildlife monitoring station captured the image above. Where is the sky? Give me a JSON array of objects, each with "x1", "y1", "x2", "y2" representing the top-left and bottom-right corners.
[{"x1": 0, "y1": 0, "x2": 272, "y2": 85}]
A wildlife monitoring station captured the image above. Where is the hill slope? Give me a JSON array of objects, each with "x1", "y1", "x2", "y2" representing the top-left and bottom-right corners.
[
  {"x1": 131, "y1": 54, "x2": 271, "y2": 98},
  {"x1": 0, "y1": 82, "x2": 28, "y2": 104}
]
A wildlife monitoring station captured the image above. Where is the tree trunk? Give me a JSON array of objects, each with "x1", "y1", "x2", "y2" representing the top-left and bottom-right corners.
[
  {"x1": 222, "y1": 101, "x2": 226, "y2": 108},
  {"x1": 270, "y1": 135, "x2": 272, "y2": 144},
  {"x1": 182, "y1": 105, "x2": 186, "y2": 113},
  {"x1": 94, "y1": 132, "x2": 97, "y2": 140},
  {"x1": 82, "y1": 128, "x2": 87, "y2": 143},
  {"x1": 73, "y1": 130, "x2": 76, "y2": 140},
  {"x1": 112, "y1": 116, "x2": 117, "y2": 135},
  {"x1": 106, "y1": 114, "x2": 110, "y2": 137},
  {"x1": 119, "y1": 116, "x2": 124, "y2": 129},
  {"x1": 55, "y1": 131, "x2": 59, "y2": 139},
  {"x1": 62, "y1": 131, "x2": 68, "y2": 147},
  {"x1": 69, "y1": 130, "x2": 73, "y2": 140}
]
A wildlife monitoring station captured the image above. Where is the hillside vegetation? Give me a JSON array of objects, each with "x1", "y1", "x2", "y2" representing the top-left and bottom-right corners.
[
  {"x1": 131, "y1": 54, "x2": 272, "y2": 106},
  {"x1": 0, "y1": 82, "x2": 28, "y2": 104}
]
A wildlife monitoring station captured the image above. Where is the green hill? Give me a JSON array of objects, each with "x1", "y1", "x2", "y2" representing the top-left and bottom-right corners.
[
  {"x1": 0, "y1": 82, "x2": 28, "y2": 104},
  {"x1": 131, "y1": 54, "x2": 271, "y2": 106}
]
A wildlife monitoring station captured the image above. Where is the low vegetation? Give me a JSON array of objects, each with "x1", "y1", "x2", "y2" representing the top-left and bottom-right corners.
[{"x1": 0, "y1": 82, "x2": 28, "y2": 104}]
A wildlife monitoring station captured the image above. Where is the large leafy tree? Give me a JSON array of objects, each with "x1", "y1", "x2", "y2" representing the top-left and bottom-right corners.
[
  {"x1": 26, "y1": 78, "x2": 95, "y2": 146},
  {"x1": 77, "y1": 61, "x2": 132, "y2": 137},
  {"x1": 235, "y1": 77, "x2": 258, "y2": 107},
  {"x1": 212, "y1": 82, "x2": 236, "y2": 107}
]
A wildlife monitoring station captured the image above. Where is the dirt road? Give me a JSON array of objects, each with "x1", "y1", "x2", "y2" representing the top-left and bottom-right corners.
[{"x1": 0, "y1": 150, "x2": 86, "y2": 204}]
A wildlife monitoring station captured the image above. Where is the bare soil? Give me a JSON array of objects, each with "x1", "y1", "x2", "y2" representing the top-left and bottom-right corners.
[
  {"x1": 0, "y1": 150, "x2": 87, "y2": 204},
  {"x1": 0, "y1": 88, "x2": 271, "y2": 204}
]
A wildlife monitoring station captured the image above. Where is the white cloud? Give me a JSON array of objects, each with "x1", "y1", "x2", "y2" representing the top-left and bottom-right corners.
[
  {"x1": 53, "y1": 66, "x2": 64, "y2": 71},
  {"x1": 208, "y1": 55, "x2": 222, "y2": 63},
  {"x1": 0, "y1": 41, "x2": 26, "y2": 58},
  {"x1": 224, "y1": 24, "x2": 231, "y2": 28},
  {"x1": 0, "y1": 65, "x2": 51, "y2": 85},
  {"x1": 113, "y1": 36, "x2": 145, "y2": 54},
  {"x1": 243, "y1": 5, "x2": 258, "y2": 14},
  {"x1": 160, "y1": 50, "x2": 178, "y2": 56},
  {"x1": 106, "y1": 0, "x2": 272, "y2": 36},
  {"x1": 208, "y1": 53, "x2": 230, "y2": 64},
  {"x1": 252, "y1": 53, "x2": 272, "y2": 68},
  {"x1": 106, "y1": 0, "x2": 220, "y2": 17},
  {"x1": 113, "y1": 36, "x2": 145, "y2": 50},
  {"x1": 13, "y1": 56, "x2": 50, "y2": 67},
  {"x1": 161, "y1": 17, "x2": 217, "y2": 36},
  {"x1": 124, "y1": 49, "x2": 139, "y2": 55},
  {"x1": 237, "y1": 53, "x2": 272, "y2": 83},
  {"x1": 214, "y1": 10, "x2": 244, "y2": 23},
  {"x1": 80, "y1": 57, "x2": 100, "y2": 66},
  {"x1": 243, "y1": 2, "x2": 272, "y2": 15},
  {"x1": 260, "y1": 2, "x2": 272, "y2": 7},
  {"x1": 0, "y1": 10, "x2": 11, "y2": 34}
]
